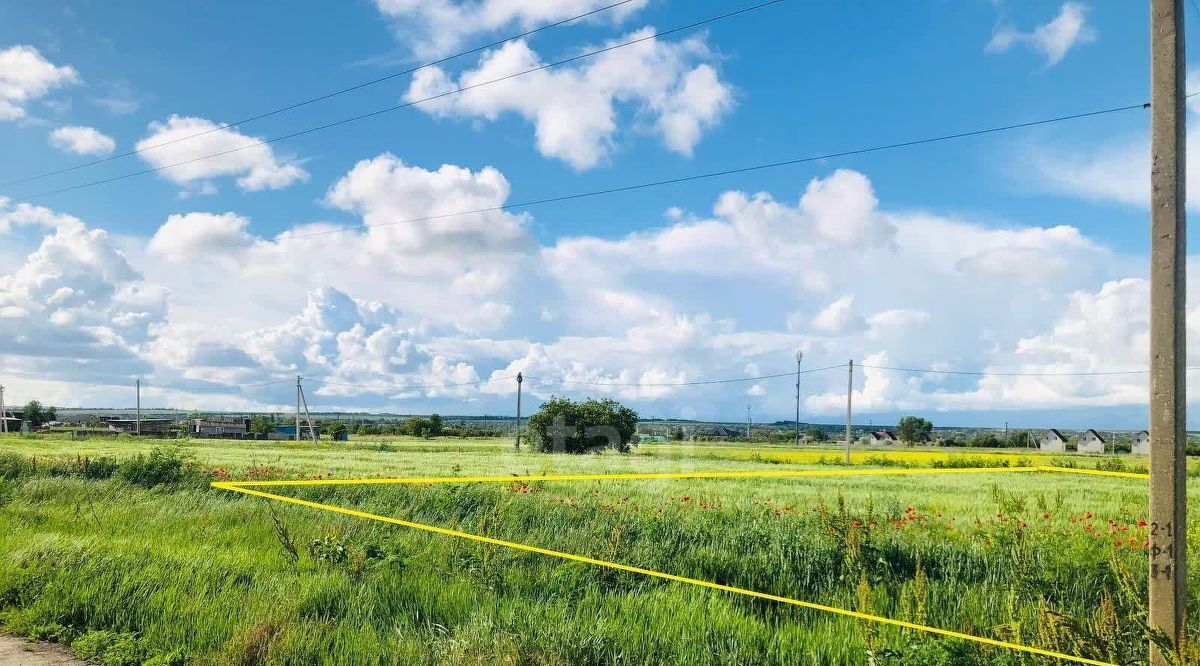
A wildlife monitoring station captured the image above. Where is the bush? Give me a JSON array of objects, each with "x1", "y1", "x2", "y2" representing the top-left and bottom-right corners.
[
  {"x1": 118, "y1": 447, "x2": 199, "y2": 487},
  {"x1": 526, "y1": 397, "x2": 639, "y2": 453}
]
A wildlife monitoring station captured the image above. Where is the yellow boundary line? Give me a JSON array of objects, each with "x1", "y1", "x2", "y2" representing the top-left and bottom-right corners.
[
  {"x1": 220, "y1": 464, "x2": 1147, "y2": 488},
  {"x1": 212, "y1": 465, "x2": 1145, "y2": 665}
]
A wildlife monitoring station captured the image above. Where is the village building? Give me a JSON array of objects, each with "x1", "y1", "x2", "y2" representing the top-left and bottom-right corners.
[
  {"x1": 868, "y1": 430, "x2": 896, "y2": 445},
  {"x1": 1078, "y1": 429, "x2": 1106, "y2": 454},
  {"x1": 1038, "y1": 429, "x2": 1068, "y2": 452},
  {"x1": 1133, "y1": 430, "x2": 1150, "y2": 456},
  {"x1": 193, "y1": 417, "x2": 252, "y2": 436},
  {"x1": 106, "y1": 418, "x2": 175, "y2": 434}
]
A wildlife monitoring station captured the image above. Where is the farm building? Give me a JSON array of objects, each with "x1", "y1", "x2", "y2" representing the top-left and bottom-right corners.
[
  {"x1": 1133, "y1": 430, "x2": 1149, "y2": 455},
  {"x1": 1078, "y1": 429, "x2": 1106, "y2": 454},
  {"x1": 1038, "y1": 429, "x2": 1068, "y2": 452},
  {"x1": 0, "y1": 414, "x2": 21, "y2": 432},
  {"x1": 193, "y1": 417, "x2": 251, "y2": 436},
  {"x1": 105, "y1": 418, "x2": 175, "y2": 434},
  {"x1": 269, "y1": 424, "x2": 322, "y2": 440},
  {"x1": 868, "y1": 431, "x2": 897, "y2": 445}
]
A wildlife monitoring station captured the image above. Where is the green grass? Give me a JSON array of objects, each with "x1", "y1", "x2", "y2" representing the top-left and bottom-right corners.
[{"x1": 0, "y1": 433, "x2": 1185, "y2": 665}]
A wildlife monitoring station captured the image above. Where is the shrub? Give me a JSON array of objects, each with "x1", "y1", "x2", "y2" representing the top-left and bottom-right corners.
[{"x1": 117, "y1": 447, "x2": 199, "y2": 487}]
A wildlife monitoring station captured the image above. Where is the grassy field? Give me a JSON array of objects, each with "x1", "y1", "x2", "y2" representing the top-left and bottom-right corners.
[{"x1": 0, "y1": 433, "x2": 1187, "y2": 665}]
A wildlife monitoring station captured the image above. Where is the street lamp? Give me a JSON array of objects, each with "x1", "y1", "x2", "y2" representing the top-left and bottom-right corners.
[{"x1": 795, "y1": 350, "x2": 804, "y2": 447}]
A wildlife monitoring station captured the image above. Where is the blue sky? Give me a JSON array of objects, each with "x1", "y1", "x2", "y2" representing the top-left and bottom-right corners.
[{"x1": 0, "y1": 1, "x2": 1193, "y2": 429}]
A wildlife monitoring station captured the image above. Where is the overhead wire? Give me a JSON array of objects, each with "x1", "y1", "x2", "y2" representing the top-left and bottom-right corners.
[
  {"x1": 0, "y1": 0, "x2": 642, "y2": 188},
  {"x1": 10, "y1": 0, "x2": 785, "y2": 202},
  {"x1": 182, "y1": 99, "x2": 1153, "y2": 247},
  {"x1": 858, "y1": 363, "x2": 1200, "y2": 377}
]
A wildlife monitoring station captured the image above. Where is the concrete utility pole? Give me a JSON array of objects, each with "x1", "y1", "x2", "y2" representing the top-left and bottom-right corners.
[
  {"x1": 515, "y1": 372, "x2": 523, "y2": 451},
  {"x1": 795, "y1": 351, "x2": 803, "y2": 446},
  {"x1": 845, "y1": 360, "x2": 853, "y2": 465},
  {"x1": 746, "y1": 404, "x2": 751, "y2": 439},
  {"x1": 135, "y1": 379, "x2": 141, "y2": 435},
  {"x1": 295, "y1": 375, "x2": 301, "y2": 443},
  {"x1": 1150, "y1": 0, "x2": 1187, "y2": 661},
  {"x1": 0, "y1": 384, "x2": 6, "y2": 433}
]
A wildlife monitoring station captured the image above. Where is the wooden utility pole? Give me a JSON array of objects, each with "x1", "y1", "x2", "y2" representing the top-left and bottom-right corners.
[
  {"x1": 1149, "y1": 0, "x2": 1187, "y2": 661},
  {"x1": 845, "y1": 360, "x2": 853, "y2": 465},
  {"x1": 515, "y1": 372, "x2": 523, "y2": 451},
  {"x1": 135, "y1": 379, "x2": 141, "y2": 435}
]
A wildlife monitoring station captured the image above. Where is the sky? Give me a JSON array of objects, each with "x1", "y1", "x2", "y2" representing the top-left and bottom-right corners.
[{"x1": 0, "y1": 1, "x2": 1194, "y2": 429}]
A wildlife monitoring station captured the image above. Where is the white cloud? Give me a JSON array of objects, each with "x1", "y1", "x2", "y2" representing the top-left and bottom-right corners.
[
  {"x1": 866, "y1": 309, "x2": 930, "y2": 339},
  {"x1": 135, "y1": 154, "x2": 530, "y2": 337},
  {"x1": 1028, "y1": 129, "x2": 1200, "y2": 210},
  {"x1": 0, "y1": 166, "x2": 1177, "y2": 424},
  {"x1": 48, "y1": 125, "x2": 116, "y2": 156},
  {"x1": 374, "y1": 0, "x2": 650, "y2": 58},
  {"x1": 0, "y1": 200, "x2": 162, "y2": 382},
  {"x1": 405, "y1": 29, "x2": 733, "y2": 169},
  {"x1": 810, "y1": 296, "x2": 865, "y2": 335},
  {"x1": 146, "y1": 212, "x2": 253, "y2": 261},
  {"x1": 135, "y1": 115, "x2": 307, "y2": 193},
  {"x1": 986, "y1": 3, "x2": 1095, "y2": 66},
  {"x1": 0, "y1": 45, "x2": 79, "y2": 121}
]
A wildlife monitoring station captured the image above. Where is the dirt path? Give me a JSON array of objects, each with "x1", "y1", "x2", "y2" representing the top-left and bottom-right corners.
[{"x1": 0, "y1": 635, "x2": 83, "y2": 665}]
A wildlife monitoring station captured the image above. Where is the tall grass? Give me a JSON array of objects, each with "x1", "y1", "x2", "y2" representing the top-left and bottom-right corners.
[{"x1": 0, "y1": 435, "x2": 1187, "y2": 664}]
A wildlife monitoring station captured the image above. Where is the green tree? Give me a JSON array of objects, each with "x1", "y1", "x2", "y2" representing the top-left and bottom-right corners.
[
  {"x1": 969, "y1": 432, "x2": 1003, "y2": 448},
  {"x1": 428, "y1": 414, "x2": 444, "y2": 437},
  {"x1": 21, "y1": 400, "x2": 54, "y2": 428},
  {"x1": 405, "y1": 416, "x2": 431, "y2": 437},
  {"x1": 804, "y1": 427, "x2": 827, "y2": 443},
  {"x1": 895, "y1": 416, "x2": 933, "y2": 444},
  {"x1": 527, "y1": 397, "x2": 639, "y2": 454},
  {"x1": 249, "y1": 415, "x2": 275, "y2": 436}
]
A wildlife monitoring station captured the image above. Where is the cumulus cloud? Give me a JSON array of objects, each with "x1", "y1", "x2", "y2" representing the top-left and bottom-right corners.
[
  {"x1": 810, "y1": 296, "x2": 865, "y2": 335},
  {"x1": 374, "y1": 0, "x2": 649, "y2": 58},
  {"x1": 0, "y1": 166, "x2": 1171, "y2": 424},
  {"x1": 0, "y1": 45, "x2": 79, "y2": 121},
  {"x1": 146, "y1": 212, "x2": 253, "y2": 261},
  {"x1": 0, "y1": 200, "x2": 162, "y2": 382},
  {"x1": 135, "y1": 115, "x2": 307, "y2": 193},
  {"x1": 986, "y1": 3, "x2": 1095, "y2": 66},
  {"x1": 405, "y1": 30, "x2": 733, "y2": 169},
  {"x1": 135, "y1": 154, "x2": 531, "y2": 336},
  {"x1": 48, "y1": 125, "x2": 116, "y2": 156}
]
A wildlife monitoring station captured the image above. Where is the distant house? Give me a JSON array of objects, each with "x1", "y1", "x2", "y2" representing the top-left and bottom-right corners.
[
  {"x1": 868, "y1": 431, "x2": 897, "y2": 445},
  {"x1": 1078, "y1": 429, "x2": 1106, "y2": 454},
  {"x1": 1133, "y1": 430, "x2": 1150, "y2": 456},
  {"x1": 193, "y1": 417, "x2": 251, "y2": 436},
  {"x1": 1039, "y1": 429, "x2": 1068, "y2": 452}
]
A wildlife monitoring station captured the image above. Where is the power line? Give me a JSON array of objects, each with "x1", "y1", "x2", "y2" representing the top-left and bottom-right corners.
[
  {"x1": 244, "y1": 100, "x2": 1151, "y2": 244},
  {"x1": 143, "y1": 378, "x2": 296, "y2": 391},
  {"x1": 11, "y1": 0, "x2": 784, "y2": 202},
  {"x1": 302, "y1": 375, "x2": 510, "y2": 391},
  {"x1": 0, "y1": 0, "x2": 641, "y2": 189},
  {"x1": 523, "y1": 363, "x2": 848, "y2": 387},
  {"x1": 858, "y1": 363, "x2": 1200, "y2": 378}
]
